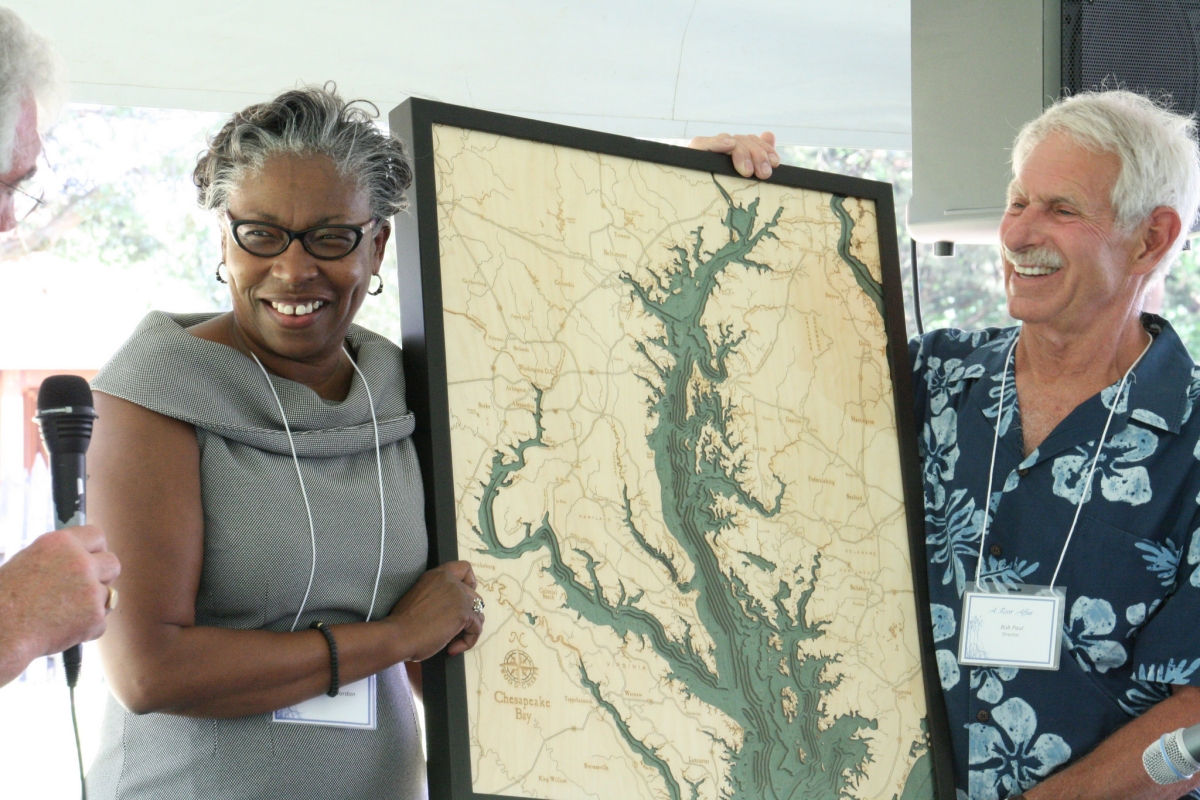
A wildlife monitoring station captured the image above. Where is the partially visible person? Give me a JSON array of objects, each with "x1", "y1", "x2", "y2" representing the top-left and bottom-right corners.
[
  {"x1": 87, "y1": 86, "x2": 469, "y2": 800},
  {"x1": 706, "y1": 92, "x2": 1200, "y2": 798},
  {"x1": 0, "y1": 6, "x2": 119, "y2": 688}
]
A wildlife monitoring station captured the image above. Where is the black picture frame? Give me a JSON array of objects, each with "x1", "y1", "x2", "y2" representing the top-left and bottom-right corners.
[{"x1": 389, "y1": 97, "x2": 954, "y2": 800}]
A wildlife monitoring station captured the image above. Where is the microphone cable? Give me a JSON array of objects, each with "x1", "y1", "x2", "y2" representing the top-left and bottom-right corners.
[
  {"x1": 67, "y1": 669, "x2": 87, "y2": 800},
  {"x1": 35, "y1": 374, "x2": 95, "y2": 800}
]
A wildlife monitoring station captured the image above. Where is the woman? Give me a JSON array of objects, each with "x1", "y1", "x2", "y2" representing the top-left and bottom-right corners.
[{"x1": 87, "y1": 85, "x2": 779, "y2": 799}]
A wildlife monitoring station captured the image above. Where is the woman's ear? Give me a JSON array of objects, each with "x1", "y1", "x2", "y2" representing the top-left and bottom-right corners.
[{"x1": 373, "y1": 220, "x2": 392, "y2": 265}]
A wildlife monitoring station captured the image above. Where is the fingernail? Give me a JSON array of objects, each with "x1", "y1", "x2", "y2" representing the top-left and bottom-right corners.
[
  {"x1": 724, "y1": 138, "x2": 736, "y2": 146},
  {"x1": 743, "y1": 160, "x2": 753, "y2": 174},
  {"x1": 769, "y1": 154, "x2": 780, "y2": 166},
  {"x1": 761, "y1": 164, "x2": 772, "y2": 177}
]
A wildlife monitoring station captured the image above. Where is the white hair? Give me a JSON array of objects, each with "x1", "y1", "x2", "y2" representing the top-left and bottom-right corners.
[
  {"x1": 0, "y1": 6, "x2": 66, "y2": 172},
  {"x1": 1012, "y1": 90, "x2": 1200, "y2": 275}
]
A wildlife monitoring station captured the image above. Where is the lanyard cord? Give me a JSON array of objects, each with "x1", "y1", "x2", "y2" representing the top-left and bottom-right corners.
[
  {"x1": 342, "y1": 346, "x2": 387, "y2": 622},
  {"x1": 250, "y1": 347, "x2": 387, "y2": 629},
  {"x1": 973, "y1": 334, "x2": 1019, "y2": 590},
  {"x1": 972, "y1": 329, "x2": 1153, "y2": 592},
  {"x1": 1047, "y1": 333, "x2": 1151, "y2": 589}
]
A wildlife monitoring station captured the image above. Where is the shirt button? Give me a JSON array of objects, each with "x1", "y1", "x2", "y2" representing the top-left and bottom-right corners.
[
  {"x1": 1018, "y1": 468, "x2": 1030, "y2": 477},
  {"x1": 989, "y1": 544, "x2": 1003, "y2": 557},
  {"x1": 977, "y1": 709, "x2": 991, "y2": 722}
]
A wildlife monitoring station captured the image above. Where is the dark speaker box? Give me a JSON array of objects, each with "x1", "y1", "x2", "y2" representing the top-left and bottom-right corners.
[{"x1": 1063, "y1": 0, "x2": 1200, "y2": 115}]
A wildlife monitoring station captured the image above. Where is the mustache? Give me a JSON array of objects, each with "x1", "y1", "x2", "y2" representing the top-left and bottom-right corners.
[{"x1": 1002, "y1": 246, "x2": 1064, "y2": 269}]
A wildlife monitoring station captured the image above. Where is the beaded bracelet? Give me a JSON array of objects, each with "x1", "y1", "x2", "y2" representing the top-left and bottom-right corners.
[{"x1": 309, "y1": 620, "x2": 340, "y2": 697}]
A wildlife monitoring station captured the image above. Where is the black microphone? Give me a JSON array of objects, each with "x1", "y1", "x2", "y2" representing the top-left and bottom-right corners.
[
  {"x1": 1143, "y1": 722, "x2": 1200, "y2": 785},
  {"x1": 35, "y1": 375, "x2": 98, "y2": 690}
]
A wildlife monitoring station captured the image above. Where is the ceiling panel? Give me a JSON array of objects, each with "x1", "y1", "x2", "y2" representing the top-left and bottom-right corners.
[{"x1": 11, "y1": 0, "x2": 911, "y2": 149}]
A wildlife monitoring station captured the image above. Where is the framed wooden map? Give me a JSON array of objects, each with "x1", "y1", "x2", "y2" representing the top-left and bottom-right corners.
[{"x1": 390, "y1": 99, "x2": 952, "y2": 800}]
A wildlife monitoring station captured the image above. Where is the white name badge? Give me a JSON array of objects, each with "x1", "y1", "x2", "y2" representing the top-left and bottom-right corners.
[
  {"x1": 272, "y1": 674, "x2": 377, "y2": 730},
  {"x1": 958, "y1": 583, "x2": 1066, "y2": 671}
]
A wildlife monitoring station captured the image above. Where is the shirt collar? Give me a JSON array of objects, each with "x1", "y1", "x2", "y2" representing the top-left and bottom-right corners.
[
  {"x1": 959, "y1": 326, "x2": 1019, "y2": 375},
  {"x1": 1125, "y1": 314, "x2": 1192, "y2": 434},
  {"x1": 962, "y1": 314, "x2": 1193, "y2": 466}
]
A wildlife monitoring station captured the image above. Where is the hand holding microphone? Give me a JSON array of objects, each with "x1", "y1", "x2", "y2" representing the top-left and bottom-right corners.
[
  {"x1": 0, "y1": 374, "x2": 120, "y2": 689},
  {"x1": 0, "y1": 524, "x2": 119, "y2": 667},
  {"x1": 34, "y1": 375, "x2": 119, "y2": 689},
  {"x1": 12, "y1": 379, "x2": 119, "y2": 800}
]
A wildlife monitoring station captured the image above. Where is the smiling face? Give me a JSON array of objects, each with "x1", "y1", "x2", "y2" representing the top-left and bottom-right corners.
[
  {"x1": 999, "y1": 132, "x2": 1149, "y2": 331},
  {"x1": 221, "y1": 152, "x2": 388, "y2": 366}
]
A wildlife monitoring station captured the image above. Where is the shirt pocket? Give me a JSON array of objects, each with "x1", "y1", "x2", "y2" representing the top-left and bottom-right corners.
[{"x1": 1058, "y1": 514, "x2": 1176, "y2": 655}]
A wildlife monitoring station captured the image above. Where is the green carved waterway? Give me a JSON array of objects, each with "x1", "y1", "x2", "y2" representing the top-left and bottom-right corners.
[
  {"x1": 472, "y1": 182, "x2": 918, "y2": 799},
  {"x1": 830, "y1": 195, "x2": 885, "y2": 319}
]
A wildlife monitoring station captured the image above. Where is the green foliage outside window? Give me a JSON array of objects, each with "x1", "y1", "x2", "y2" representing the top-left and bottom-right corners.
[
  {"x1": 2, "y1": 106, "x2": 403, "y2": 343},
  {"x1": 4, "y1": 107, "x2": 1197, "y2": 359},
  {"x1": 778, "y1": 145, "x2": 1200, "y2": 359}
]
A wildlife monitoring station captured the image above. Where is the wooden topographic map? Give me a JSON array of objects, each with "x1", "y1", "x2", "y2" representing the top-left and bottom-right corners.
[{"x1": 395, "y1": 101, "x2": 944, "y2": 800}]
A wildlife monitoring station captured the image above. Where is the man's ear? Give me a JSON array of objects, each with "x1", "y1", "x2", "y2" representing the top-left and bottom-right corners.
[{"x1": 1131, "y1": 205, "x2": 1183, "y2": 277}]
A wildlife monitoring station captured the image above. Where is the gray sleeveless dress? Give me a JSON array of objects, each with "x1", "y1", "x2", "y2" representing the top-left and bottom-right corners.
[{"x1": 87, "y1": 311, "x2": 429, "y2": 800}]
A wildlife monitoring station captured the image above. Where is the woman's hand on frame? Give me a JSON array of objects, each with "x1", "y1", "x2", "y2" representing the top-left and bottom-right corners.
[{"x1": 386, "y1": 560, "x2": 484, "y2": 661}]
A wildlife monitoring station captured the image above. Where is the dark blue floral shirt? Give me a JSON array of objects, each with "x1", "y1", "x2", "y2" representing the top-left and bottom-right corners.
[{"x1": 911, "y1": 315, "x2": 1200, "y2": 800}]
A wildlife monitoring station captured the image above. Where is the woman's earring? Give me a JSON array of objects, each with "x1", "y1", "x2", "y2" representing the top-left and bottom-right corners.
[
  {"x1": 368, "y1": 273, "x2": 384, "y2": 296},
  {"x1": 215, "y1": 262, "x2": 229, "y2": 285}
]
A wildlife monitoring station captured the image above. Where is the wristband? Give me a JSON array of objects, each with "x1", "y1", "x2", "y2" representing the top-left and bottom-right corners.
[{"x1": 309, "y1": 620, "x2": 340, "y2": 697}]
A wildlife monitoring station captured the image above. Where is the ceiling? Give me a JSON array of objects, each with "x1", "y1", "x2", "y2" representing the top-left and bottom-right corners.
[{"x1": 11, "y1": 0, "x2": 912, "y2": 150}]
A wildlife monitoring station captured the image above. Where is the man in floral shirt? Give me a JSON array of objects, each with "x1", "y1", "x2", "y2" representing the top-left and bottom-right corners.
[
  {"x1": 696, "y1": 92, "x2": 1200, "y2": 800},
  {"x1": 913, "y1": 91, "x2": 1200, "y2": 798}
]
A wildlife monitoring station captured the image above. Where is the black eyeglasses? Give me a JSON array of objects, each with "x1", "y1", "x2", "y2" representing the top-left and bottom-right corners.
[{"x1": 226, "y1": 213, "x2": 377, "y2": 260}]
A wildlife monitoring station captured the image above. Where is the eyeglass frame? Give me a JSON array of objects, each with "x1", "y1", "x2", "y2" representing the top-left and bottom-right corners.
[
  {"x1": 225, "y1": 212, "x2": 380, "y2": 260},
  {"x1": 0, "y1": 175, "x2": 46, "y2": 221}
]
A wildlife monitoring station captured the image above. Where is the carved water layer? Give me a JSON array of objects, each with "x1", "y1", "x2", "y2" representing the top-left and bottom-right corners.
[{"x1": 473, "y1": 181, "x2": 878, "y2": 799}]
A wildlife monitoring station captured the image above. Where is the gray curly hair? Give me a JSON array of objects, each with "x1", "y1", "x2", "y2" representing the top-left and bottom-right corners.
[
  {"x1": 0, "y1": 7, "x2": 67, "y2": 172},
  {"x1": 194, "y1": 84, "x2": 412, "y2": 221}
]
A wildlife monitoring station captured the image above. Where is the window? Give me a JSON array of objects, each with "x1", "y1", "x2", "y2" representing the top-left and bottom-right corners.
[{"x1": 777, "y1": 144, "x2": 1200, "y2": 353}]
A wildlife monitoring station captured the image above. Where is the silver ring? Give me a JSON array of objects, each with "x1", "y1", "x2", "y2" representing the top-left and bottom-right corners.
[{"x1": 472, "y1": 597, "x2": 485, "y2": 615}]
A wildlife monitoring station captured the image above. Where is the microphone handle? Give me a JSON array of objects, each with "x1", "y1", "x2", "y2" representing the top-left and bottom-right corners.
[
  {"x1": 49, "y1": 452, "x2": 87, "y2": 689},
  {"x1": 50, "y1": 452, "x2": 86, "y2": 528},
  {"x1": 63, "y1": 644, "x2": 82, "y2": 689}
]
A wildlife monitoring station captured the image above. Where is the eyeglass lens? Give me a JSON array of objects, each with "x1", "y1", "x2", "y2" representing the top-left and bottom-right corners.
[
  {"x1": 1, "y1": 178, "x2": 45, "y2": 222},
  {"x1": 235, "y1": 222, "x2": 362, "y2": 259},
  {"x1": 4, "y1": 153, "x2": 50, "y2": 222},
  {"x1": 12, "y1": 188, "x2": 42, "y2": 221}
]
